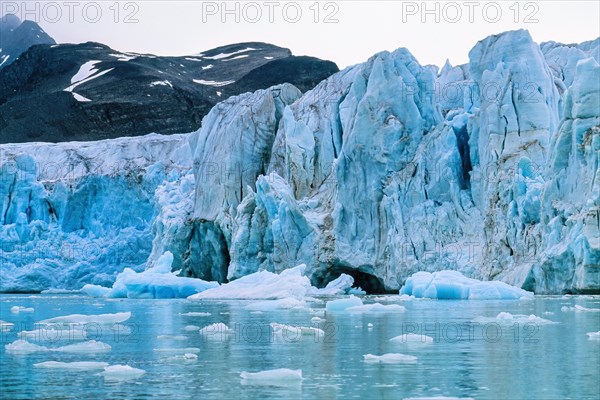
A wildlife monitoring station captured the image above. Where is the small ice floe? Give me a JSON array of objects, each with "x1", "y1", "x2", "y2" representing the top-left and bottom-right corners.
[
  {"x1": 270, "y1": 323, "x2": 324, "y2": 341},
  {"x1": 100, "y1": 365, "x2": 145, "y2": 382},
  {"x1": 403, "y1": 396, "x2": 475, "y2": 400},
  {"x1": 587, "y1": 331, "x2": 600, "y2": 340},
  {"x1": 561, "y1": 305, "x2": 600, "y2": 313},
  {"x1": 153, "y1": 347, "x2": 200, "y2": 354},
  {"x1": 199, "y1": 323, "x2": 234, "y2": 340},
  {"x1": 367, "y1": 323, "x2": 374, "y2": 329},
  {"x1": 183, "y1": 325, "x2": 200, "y2": 332},
  {"x1": 311, "y1": 317, "x2": 324, "y2": 323},
  {"x1": 157, "y1": 335, "x2": 188, "y2": 341},
  {"x1": 180, "y1": 312, "x2": 211, "y2": 317},
  {"x1": 345, "y1": 303, "x2": 406, "y2": 313},
  {"x1": 34, "y1": 361, "x2": 109, "y2": 370},
  {"x1": 389, "y1": 334, "x2": 434, "y2": 346},
  {"x1": 363, "y1": 353, "x2": 418, "y2": 364},
  {"x1": 240, "y1": 368, "x2": 302, "y2": 386},
  {"x1": 473, "y1": 312, "x2": 558, "y2": 325},
  {"x1": 5, "y1": 340, "x2": 111, "y2": 354},
  {"x1": 37, "y1": 312, "x2": 131, "y2": 326},
  {"x1": 325, "y1": 296, "x2": 363, "y2": 313},
  {"x1": 10, "y1": 306, "x2": 34, "y2": 314},
  {"x1": 163, "y1": 353, "x2": 199, "y2": 363},
  {"x1": 0, "y1": 320, "x2": 14, "y2": 332}
]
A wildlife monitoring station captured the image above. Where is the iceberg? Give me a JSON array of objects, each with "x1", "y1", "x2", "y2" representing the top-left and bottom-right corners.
[
  {"x1": 363, "y1": 353, "x2": 418, "y2": 364},
  {"x1": 345, "y1": 303, "x2": 407, "y2": 313},
  {"x1": 10, "y1": 306, "x2": 34, "y2": 313},
  {"x1": 81, "y1": 252, "x2": 219, "y2": 298},
  {"x1": 240, "y1": 368, "x2": 302, "y2": 385},
  {"x1": 325, "y1": 296, "x2": 364, "y2": 313},
  {"x1": 587, "y1": 331, "x2": 600, "y2": 340},
  {"x1": 37, "y1": 312, "x2": 131, "y2": 326},
  {"x1": 400, "y1": 271, "x2": 534, "y2": 300},
  {"x1": 270, "y1": 323, "x2": 325, "y2": 341}
]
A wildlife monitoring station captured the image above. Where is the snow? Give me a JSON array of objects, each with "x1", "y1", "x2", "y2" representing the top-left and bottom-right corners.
[
  {"x1": 34, "y1": 361, "x2": 109, "y2": 370},
  {"x1": 108, "y1": 53, "x2": 136, "y2": 62},
  {"x1": 400, "y1": 271, "x2": 534, "y2": 300},
  {"x1": 473, "y1": 312, "x2": 558, "y2": 325},
  {"x1": 204, "y1": 47, "x2": 257, "y2": 60},
  {"x1": 184, "y1": 57, "x2": 203, "y2": 62},
  {"x1": 192, "y1": 79, "x2": 235, "y2": 87},
  {"x1": 222, "y1": 54, "x2": 249, "y2": 61},
  {"x1": 240, "y1": 368, "x2": 302, "y2": 385},
  {"x1": 150, "y1": 80, "x2": 173, "y2": 88},
  {"x1": 71, "y1": 93, "x2": 91, "y2": 102},
  {"x1": 201, "y1": 64, "x2": 213, "y2": 70},
  {"x1": 10, "y1": 306, "x2": 34, "y2": 313},
  {"x1": 325, "y1": 296, "x2": 364, "y2": 313},
  {"x1": 101, "y1": 365, "x2": 146, "y2": 381},
  {"x1": 81, "y1": 251, "x2": 219, "y2": 298},
  {"x1": 0, "y1": 54, "x2": 9, "y2": 66},
  {"x1": 363, "y1": 353, "x2": 418, "y2": 364},
  {"x1": 264, "y1": 56, "x2": 274, "y2": 60}
]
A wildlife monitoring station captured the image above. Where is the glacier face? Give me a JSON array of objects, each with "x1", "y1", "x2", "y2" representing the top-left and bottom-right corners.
[{"x1": 1, "y1": 30, "x2": 598, "y2": 294}]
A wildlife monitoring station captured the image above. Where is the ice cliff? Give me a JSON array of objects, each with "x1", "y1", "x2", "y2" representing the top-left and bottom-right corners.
[{"x1": 1, "y1": 30, "x2": 598, "y2": 294}]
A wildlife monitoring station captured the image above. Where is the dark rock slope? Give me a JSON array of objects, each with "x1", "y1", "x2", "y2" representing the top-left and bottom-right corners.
[{"x1": 0, "y1": 39, "x2": 338, "y2": 143}]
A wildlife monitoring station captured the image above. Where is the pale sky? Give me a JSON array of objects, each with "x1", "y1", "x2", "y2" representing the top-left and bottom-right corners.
[{"x1": 4, "y1": 1, "x2": 600, "y2": 69}]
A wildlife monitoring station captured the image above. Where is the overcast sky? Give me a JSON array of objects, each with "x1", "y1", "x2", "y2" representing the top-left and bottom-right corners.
[{"x1": 4, "y1": 1, "x2": 600, "y2": 68}]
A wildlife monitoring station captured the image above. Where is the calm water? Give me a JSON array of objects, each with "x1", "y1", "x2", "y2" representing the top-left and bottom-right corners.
[{"x1": 1, "y1": 294, "x2": 599, "y2": 400}]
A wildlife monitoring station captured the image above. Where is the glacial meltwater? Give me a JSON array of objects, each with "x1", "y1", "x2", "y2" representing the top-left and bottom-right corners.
[{"x1": 1, "y1": 294, "x2": 599, "y2": 400}]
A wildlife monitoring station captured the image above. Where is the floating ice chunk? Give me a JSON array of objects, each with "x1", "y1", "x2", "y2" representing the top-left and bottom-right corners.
[
  {"x1": 10, "y1": 306, "x2": 34, "y2": 313},
  {"x1": 311, "y1": 317, "x2": 324, "y2": 323},
  {"x1": 4, "y1": 339, "x2": 111, "y2": 353},
  {"x1": 37, "y1": 312, "x2": 131, "y2": 327},
  {"x1": 53, "y1": 340, "x2": 112, "y2": 353},
  {"x1": 157, "y1": 335, "x2": 188, "y2": 341},
  {"x1": 199, "y1": 323, "x2": 234, "y2": 338},
  {"x1": 270, "y1": 323, "x2": 324, "y2": 340},
  {"x1": 473, "y1": 312, "x2": 558, "y2": 325},
  {"x1": 81, "y1": 252, "x2": 219, "y2": 299},
  {"x1": 325, "y1": 296, "x2": 363, "y2": 313},
  {"x1": 348, "y1": 287, "x2": 367, "y2": 295},
  {"x1": 183, "y1": 325, "x2": 200, "y2": 332},
  {"x1": 190, "y1": 264, "x2": 312, "y2": 300},
  {"x1": 561, "y1": 305, "x2": 600, "y2": 312},
  {"x1": 0, "y1": 320, "x2": 14, "y2": 332},
  {"x1": 345, "y1": 303, "x2": 406, "y2": 313},
  {"x1": 587, "y1": 331, "x2": 600, "y2": 340},
  {"x1": 389, "y1": 334, "x2": 434, "y2": 346},
  {"x1": 34, "y1": 361, "x2": 109, "y2": 370},
  {"x1": 101, "y1": 365, "x2": 145, "y2": 381},
  {"x1": 245, "y1": 298, "x2": 307, "y2": 311},
  {"x1": 363, "y1": 353, "x2": 418, "y2": 364},
  {"x1": 367, "y1": 323, "x2": 374, "y2": 329},
  {"x1": 403, "y1": 397, "x2": 475, "y2": 400},
  {"x1": 5, "y1": 340, "x2": 48, "y2": 353},
  {"x1": 163, "y1": 353, "x2": 199, "y2": 363},
  {"x1": 309, "y1": 274, "x2": 355, "y2": 296},
  {"x1": 153, "y1": 347, "x2": 200, "y2": 354},
  {"x1": 400, "y1": 271, "x2": 534, "y2": 300},
  {"x1": 240, "y1": 368, "x2": 302, "y2": 386},
  {"x1": 180, "y1": 312, "x2": 212, "y2": 317}
]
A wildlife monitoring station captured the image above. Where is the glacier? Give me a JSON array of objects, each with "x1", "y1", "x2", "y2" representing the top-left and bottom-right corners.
[{"x1": 0, "y1": 30, "x2": 598, "y2": 294}]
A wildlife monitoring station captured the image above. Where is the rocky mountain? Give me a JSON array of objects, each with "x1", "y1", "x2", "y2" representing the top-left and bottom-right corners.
[
  {"x1": 0, "y1": 14, "x2": 55, "y2": 69},
  {"x1": 0, "y1": 38, "x2": 338, "y2": 143}
]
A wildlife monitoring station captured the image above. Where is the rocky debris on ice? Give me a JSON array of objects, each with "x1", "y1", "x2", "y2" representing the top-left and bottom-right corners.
[{"x1": 400, "y1": 271, "x2": 534, "y2": 300}]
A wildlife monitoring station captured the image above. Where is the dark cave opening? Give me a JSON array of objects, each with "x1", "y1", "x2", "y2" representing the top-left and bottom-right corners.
[{"x1": 315, "y1": 265, "x2": 393, "y2": 294}]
